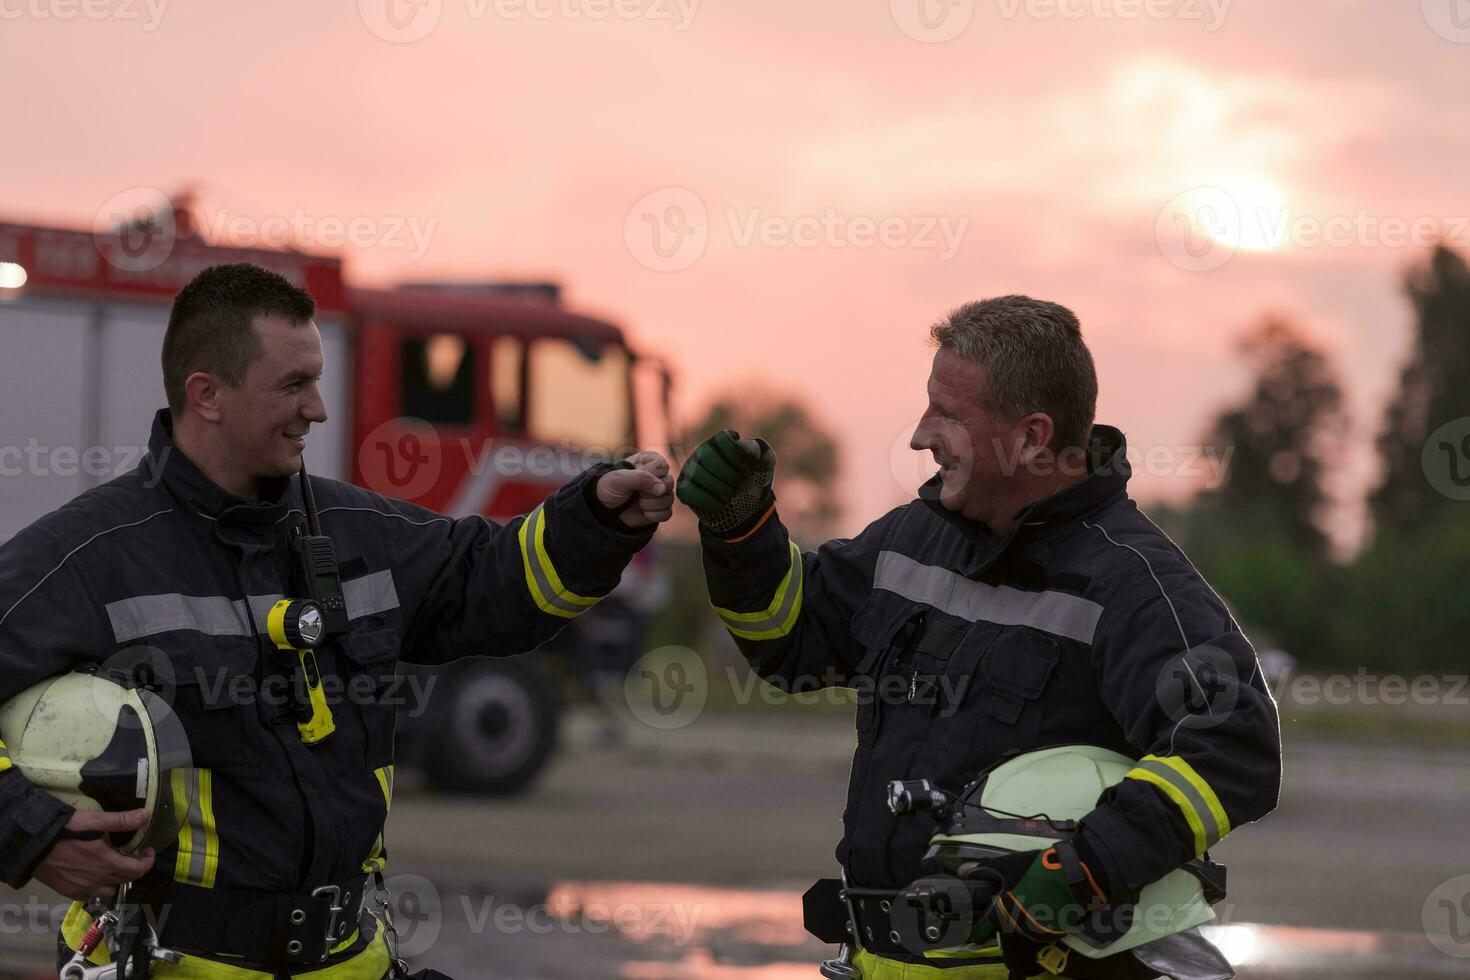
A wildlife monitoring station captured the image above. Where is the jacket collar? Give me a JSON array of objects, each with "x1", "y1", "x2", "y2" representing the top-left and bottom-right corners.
[
  {"x1": 143, "y1": 409, "x2": 296, "y2": 530},
  {"x1": 918, "y1": 424, "x2": 1132, "y2": 577}
]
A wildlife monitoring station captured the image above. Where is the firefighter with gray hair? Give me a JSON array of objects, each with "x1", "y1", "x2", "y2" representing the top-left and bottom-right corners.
[{"x1": 676, "y1": 296, "x2": 1281, "y2": 979}]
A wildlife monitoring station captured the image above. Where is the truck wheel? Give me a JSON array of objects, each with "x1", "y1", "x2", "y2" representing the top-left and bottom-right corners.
[{"x1": 424, "y1": 658, "x2": 559, "y2": 797}]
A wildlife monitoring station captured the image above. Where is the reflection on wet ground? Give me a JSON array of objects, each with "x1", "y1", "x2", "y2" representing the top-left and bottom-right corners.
[
  {"x1": 402, "y1": 879, "x2": 1465, "y2": 979},
  {"x1": 0, "y1": 877, "x2": 1461, "y2": 979}
]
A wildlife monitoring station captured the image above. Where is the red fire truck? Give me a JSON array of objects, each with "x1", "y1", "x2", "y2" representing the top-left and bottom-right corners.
[{"x1": 0, "y1": 203, "x2": 673, "y2": 795}]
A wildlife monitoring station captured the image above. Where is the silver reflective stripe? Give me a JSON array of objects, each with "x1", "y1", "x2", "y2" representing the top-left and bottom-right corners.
[
  {"x1": 108, "y1": 574, "x2": 396, "y2": 643},
  {"x1": 344, "y1": 570, "x2": 400, "y2": 620},
  {"x1": 177, "y1": 768, "x2": 207, "y2": 885},
  {"x1": 522, "y1": 505, "x2": 596, "y2": 617},
  {"x1": 245, "y1": 594, "x2": 285, "y2": 632},
  {"x1": 873, "y1": 550, "x2": 1103, "y2": 644},
  {"x1": 1133, "y1": 758, "x2": 1222, "y2": 845},
  {"x1": 108, "y1": 594, "x2": 253, "y2": 643}
]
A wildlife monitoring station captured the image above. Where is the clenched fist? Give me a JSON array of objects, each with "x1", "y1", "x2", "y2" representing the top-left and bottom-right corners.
[{"x1": 595, "y1": 451, "x2": 674, "y2": 528}]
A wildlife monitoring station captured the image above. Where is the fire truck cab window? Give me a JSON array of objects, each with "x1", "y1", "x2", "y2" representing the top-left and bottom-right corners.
[
  {"x1": 400, "y1": 333, "x2": 475, "y2": 426},
  {"x1": 527, "y1": 337, "x2": 631, "y2": 450},
  {"x1": 491, "y1": 335, "x2": 525, "y2": 433}
]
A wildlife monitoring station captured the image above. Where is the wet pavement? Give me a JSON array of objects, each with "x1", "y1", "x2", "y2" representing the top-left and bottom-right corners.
[{"x1": 4, "y1": 708, "x2": 1469, "y2": 978}]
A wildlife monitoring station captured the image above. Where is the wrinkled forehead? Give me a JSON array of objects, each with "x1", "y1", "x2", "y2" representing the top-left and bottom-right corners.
[{"x1": 928, "y1": 347, "x2": 989, "y2": 410}]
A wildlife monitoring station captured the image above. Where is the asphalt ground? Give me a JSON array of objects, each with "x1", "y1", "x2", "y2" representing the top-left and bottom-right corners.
[{"x1": 3, "y1": 707, "x2": 1468, "y2": 978}]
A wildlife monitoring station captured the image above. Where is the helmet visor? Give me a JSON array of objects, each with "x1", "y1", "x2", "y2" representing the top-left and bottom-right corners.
[{"x1": 136, "y1": 689, "x2": 193, "y2": 853}]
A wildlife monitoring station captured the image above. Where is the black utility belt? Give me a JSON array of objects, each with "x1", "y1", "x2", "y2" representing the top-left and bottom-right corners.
[
  {"x1": 142, "y1": 873, "x2": 370, "y2": 966},
  {"x1": 802, "y1": 878, "x2": 1005, "y2": 963}
]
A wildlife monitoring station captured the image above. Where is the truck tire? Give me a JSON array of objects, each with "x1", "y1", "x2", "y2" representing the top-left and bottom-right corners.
[{"x1": 424, "y1": 658, "x2": 559, "y2": 797}]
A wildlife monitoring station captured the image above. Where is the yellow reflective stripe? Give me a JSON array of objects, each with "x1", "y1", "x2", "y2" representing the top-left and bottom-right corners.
[
  {"x1": 151, "y1": 953, "x2": 266, "y2": 979},
  {"x1": 363, "y1": 764, "x2": 395, "y2": 873},
  {"x1": 854, "y1": 947, "x2": 1010, "y2": 977},
  {"x1": 64, "y1": 902, "x2": 259, "y2": 977},
  {"x1": 299, "y1": 920, "x2": 392, "y2": 980},
  {"x1": 923, "y1": 942, "x2": 1003, "y2": 960},
  {"x1": 174, "y1": 768, "x2": 219, "y2": 888},
  {"x1": 62, "y1": 902, "x2": 109, "y2": 966},
  {"x1": 1126, "y1": 754, "x2": 1231, "y2": 855},
  {"x1": 518, "y1": 503, "x2": 601, "y2": 619},
  {"x1": 329, "y1": 926, "x2": 362, "y2": 956},
  {"x1": 0, "y1": 738, "x2": 11, "y2": 773},
  {"x1": 374, "y1": 764, "x2": 395, "y2": 808},
  {"x1": 65, "y1": 902, "x2": 389, "y2": 979},
  {"x1": 711, "y1": 540, "x2": 804, "y2": 641}
]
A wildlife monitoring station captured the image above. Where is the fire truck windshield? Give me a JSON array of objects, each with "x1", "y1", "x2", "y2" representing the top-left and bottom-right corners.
[{"x1": 527, "y1": 337, "x2": 633, "y2": 452}]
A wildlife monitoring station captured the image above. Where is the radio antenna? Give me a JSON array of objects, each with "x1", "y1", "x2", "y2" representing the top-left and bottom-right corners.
[{"x1": 299, "y1": 457, "x2": 322, "y2": 536}]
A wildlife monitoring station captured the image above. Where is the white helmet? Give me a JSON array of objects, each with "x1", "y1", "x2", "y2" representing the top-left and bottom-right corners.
[
  {"x1": 0, "y1": 670, "x2": 192, "y2": 854},
  {"x1": 889, "y1": 745, "x2": 1232, "y2": 977}
]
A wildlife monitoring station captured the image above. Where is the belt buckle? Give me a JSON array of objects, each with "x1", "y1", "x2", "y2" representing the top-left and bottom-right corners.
[{"x1": 309, "y1": 884, "x2": 345, "y2": 963}]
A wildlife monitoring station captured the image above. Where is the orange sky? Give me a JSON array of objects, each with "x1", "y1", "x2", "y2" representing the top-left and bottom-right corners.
[{"x1": 4, "y1": 0, "x2": 1468, "y2": 541}]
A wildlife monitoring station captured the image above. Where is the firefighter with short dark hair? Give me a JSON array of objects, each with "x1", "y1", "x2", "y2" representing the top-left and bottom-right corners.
[
  {"x1": 677, "y1": 296, "x2": 1281, "y2": 979},
  {"x1": 0, "y1": 262, "x2": 673, "y2": 977}
]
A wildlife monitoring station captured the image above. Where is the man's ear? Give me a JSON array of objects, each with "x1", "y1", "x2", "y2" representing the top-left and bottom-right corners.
[
  {"x1": 1018, "y1": 413, "x2": 1057, "y2": 471},
  {"x1": 183, "y1": 371, "x2": 224, "y2": 423}
]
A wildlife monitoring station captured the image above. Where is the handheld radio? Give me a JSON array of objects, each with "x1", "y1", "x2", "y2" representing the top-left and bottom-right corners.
[
  {"x1": 289, "y1": 457, "x2": 349, "y2": 636},
  {"x1": 267, "y1": 458, "x2": 349, "y2": 744}
]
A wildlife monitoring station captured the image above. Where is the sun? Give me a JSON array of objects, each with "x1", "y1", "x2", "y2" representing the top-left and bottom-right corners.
[{"x1": 1184, "y1": 175, "x2": 1291, "y2": 253}]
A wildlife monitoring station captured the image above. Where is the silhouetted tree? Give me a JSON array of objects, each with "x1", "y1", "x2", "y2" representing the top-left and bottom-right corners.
[
  {"x1": 1371, "y1": 244, "x2": 1470, "y2": 537},
  {"x1": 1195, "y1": 317, "x2": 1347, "y2": 561}
]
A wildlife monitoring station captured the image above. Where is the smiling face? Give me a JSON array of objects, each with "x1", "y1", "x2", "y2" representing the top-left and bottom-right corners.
[
  {"x1": 180, "y1": 313, "x2": 328, "y2": 497},
  {"x1": 909, "y1": 347, "x2": 1069, "y2": 528},
  {"x1": 910, "y1": 348, "x2": 1017, "y2": 522}
]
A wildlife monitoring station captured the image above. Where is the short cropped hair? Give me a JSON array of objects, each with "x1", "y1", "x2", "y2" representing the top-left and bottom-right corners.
[
  {"x1": 930, "y1": 295, "x2": 1098, "y2": 451},
  {"x1": 162, "y1": 263, "x2": 315, "y2": 415}
]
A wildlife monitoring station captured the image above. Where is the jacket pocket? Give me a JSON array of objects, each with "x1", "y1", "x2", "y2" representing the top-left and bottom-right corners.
[
  {"x1": 848, "y1": 591, "x2": 925, "y2": 743},
  {"x1": 338, "y1": 626, "x2": 402, "y2": 768},
  {"x1": 165, "y1": 642, "x2": 261, "y2": 779},
  {"x1": 975, "y1": 627, "x2": 1060, "y2": 724}
]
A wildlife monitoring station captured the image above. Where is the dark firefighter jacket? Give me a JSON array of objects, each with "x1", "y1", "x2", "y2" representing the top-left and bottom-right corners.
[
  {"x1": 0, "y1": 409, "x2": 652, "y2": 904},
  {"x1": 699, "y1": 425, "x2": 1282, "y2": 914}
]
